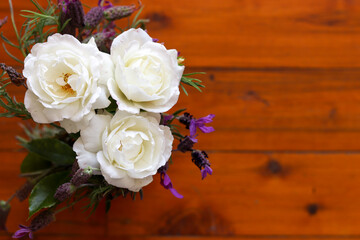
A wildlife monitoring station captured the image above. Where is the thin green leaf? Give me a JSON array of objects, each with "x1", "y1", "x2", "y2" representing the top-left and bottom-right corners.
[
  {"x1": 0, "y1": 33, "x2": 19, "y2": 48},
  {"x1": 2, "y1": 43, "x2": 23, "y2": 63},
  {"x1": 172, "y1": 108, "x2": 186, "y2": 116},
  {"x1": 183, "y1": 72, "x2": 206, "y2": 76},
  {"x1": 180, "y1": 84, "x2": 188, "y2": 96}
]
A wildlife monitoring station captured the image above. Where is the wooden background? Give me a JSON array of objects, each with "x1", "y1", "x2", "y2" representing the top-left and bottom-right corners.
[{"x1": 2, "y1": 0, "x2": 360, "y2": 239}]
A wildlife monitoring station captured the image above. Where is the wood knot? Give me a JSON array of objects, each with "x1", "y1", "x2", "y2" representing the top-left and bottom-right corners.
[
  {"x1": 267, "y1": 159, "x2": 282, "y2": 174},
  {"x1": 306, "y1": 203, "x2": 318, "y2": 215}
]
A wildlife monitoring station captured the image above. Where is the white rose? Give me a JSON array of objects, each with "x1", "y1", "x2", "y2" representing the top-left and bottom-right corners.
[
  {"x1": 73, "y1": 110, "x2": 173, "y2": 192},
  {"x1": 108, "y1": 28, "x2": 184, "y2": 114},
  {"x1": 24, "y1": 34, "x2": 114, "y2": 133}
]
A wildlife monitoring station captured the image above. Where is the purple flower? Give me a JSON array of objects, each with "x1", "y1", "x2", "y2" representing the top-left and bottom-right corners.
[
  {"x1": 13, "y1": 210, "x2": 55, "y2": 239},
  {"x1": 98, "y1": 0, "x2": 113, "y2": 9},
  {"x1": 177, "y1": 136, "x2": 195, "y2": 152},
  {"x1": 0, "y1": 16, "x2": 8, "y2": 29},
  {"x1": 191, "y1": 150, "x2": 212, "y2": 180},
  {"x1": 12, "y1": 225, "x2": 33, "y2": 239},
  {"x1": 158, "y1": 164, "x2": 183, "y2": 199},
  {"x1": 189, "y1": 114, "x2": 215, "y2": 141},
  {"x1": 201, "y1": 165, "x2": 213, "y2": 180},
  {"x1": 161, "y1": 114, "x2": 173, "y2": 125},
  {"x1": 84, "y1": 6, "x2": 104, "y2": 28},
  {"x1": 58, "y1": 0, "x2": 85, "y2": 35},
  {"x1": 103, "y1": 5, "x2": 136, "y2": 21}
]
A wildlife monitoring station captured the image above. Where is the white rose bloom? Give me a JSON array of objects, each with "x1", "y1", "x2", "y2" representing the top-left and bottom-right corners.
[
  {"x1": 109, "y1": 28, "x2": 184, "y2": 114},
  {"x1": 73, "y1": 110, "x2": 173, "y2": 192},
  {"x1": 23, "y1": 34, "x2": 114, "y2": 133}
]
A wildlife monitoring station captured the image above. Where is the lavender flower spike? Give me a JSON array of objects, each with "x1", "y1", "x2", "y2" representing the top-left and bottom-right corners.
[
  {"x1": 189, "y1": 114, "x2": 215, "y2": 141},
  {"x1": 158, "y1": 164, "x2": 183, "y2": 199},
  {"x1": 12, "y1": 225, "x2": 33, "y2": 239},
  {"x1": 191, "y1": 150, "x2": 213, "y2": 180}
]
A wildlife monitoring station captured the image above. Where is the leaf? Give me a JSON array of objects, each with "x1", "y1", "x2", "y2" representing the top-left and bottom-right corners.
[
  {"x1": 21, "y1": 152, "x2": 52, "y2": 173},
  {"x1": 172, "y1": 108, "x2": 186, "y2": 116},
  {"x1": 28, "y1": 171, "x2": 70, "y2": 217},
  {"x1": 23, "y1": 138, "x2": 76, "y2": 166},
  {"x1": 104, "y1": 97, "x2": 117, "y2": 114}
]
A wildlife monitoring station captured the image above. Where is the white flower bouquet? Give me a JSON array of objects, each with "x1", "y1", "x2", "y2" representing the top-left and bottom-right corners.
[{"x1": 0, "y1": 0, "x2": 214, "y2": 238}]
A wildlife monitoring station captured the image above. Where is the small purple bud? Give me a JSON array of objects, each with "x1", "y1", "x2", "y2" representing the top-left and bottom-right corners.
[
  {"x1": 152, "y1": 38, "x2": 159, "y2": 42},
  {"x1": 59, "y1": 0, "x2": 85, "y2": 36},
  {"x1": 0, "y1": 201, "x2": 10, "y2": 231},
  {"x1": 177, "y1": 136, "x2": 195, "y2": 153},
  {"x1": 15, "y1": 181, "x2": 34, "y2": 202},
  {"x1": 70, "y1": 168, "x2": 92, "y2": 187},
  {"x1": 103, "y1": 5, "x2": 136, "y2": 21},
  {"x1": 29, "y1": 210, "x2": 55, "y2": 232},
  {"x1": 178, "y1": 112, "x2": 193, "y2": 129},
  {"x1": 0, "y1": 63, "x2": 26, "y2": 87},
  {"x1": 0, "y1": 16, "x2": 8, "y2": 29},
  {"x1": 54, "y1": 183, "x2": 75, "y2": 202},
  {"x1": 84, "y1": 6, "x2": 104, "y2": 28},
  {"x1": 98, "y1": 0, "x2": 113, "y2": 9},
  {"x1": 161, "y1": 114, "x2": 173, "y2": 125},
  {"x1": 71, "y1": 160, "x2": 80, "y2": 177},
  {"x1": 88, "y1": 31, "x2": 115, "y2": 53}
]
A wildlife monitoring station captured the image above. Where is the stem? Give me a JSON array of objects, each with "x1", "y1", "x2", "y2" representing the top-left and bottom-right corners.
[
  {"x1": 50, "y1": 123, "x2": 64, "y2": 130},
  {"x1": 54, "y1": 195, "x2": 86, "y2": 214},
  {"x1": 8, "y1": 0, "x2": 26, "y2": 57},
  {"x1": 6, "y1": 192, "x2": 16, "y2": 205}
]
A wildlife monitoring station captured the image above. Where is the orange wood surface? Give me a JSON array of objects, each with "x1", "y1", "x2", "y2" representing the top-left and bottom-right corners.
[{"x1": 1, "y1": 0, "x2": 360, "y2": 239}]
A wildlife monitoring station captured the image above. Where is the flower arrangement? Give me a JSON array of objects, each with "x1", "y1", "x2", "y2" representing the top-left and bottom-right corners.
[{"x1": 0, "y1": 0, "x2": 214, "y2": 238}]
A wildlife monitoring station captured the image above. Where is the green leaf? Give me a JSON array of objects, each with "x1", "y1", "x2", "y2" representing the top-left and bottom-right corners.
[
  {"x1": 29, "y1": 171, "x2": 69, "y2": 217},
  {"x1": 105, "y1": 97, "x2": 117, "y2": 114},
  {"x1": 172, "y1": 108, "x2": 186, "y2": 116},
  {"x1": 23, "y1": 138, "x2": 75, "y2": 166},
  {"x1": 21, "y1": 152, "x2": 53, "y2": 173}
]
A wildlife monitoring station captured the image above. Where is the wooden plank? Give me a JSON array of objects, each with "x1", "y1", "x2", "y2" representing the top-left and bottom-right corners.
[
  {"x1": 2, "y1": 0, "x2": 360, "y2": 68},
  {"x1": 105, "y1": 152, "x2": 360, "y2": 236},
  {"x1": 5, "y1": 68, "x2": 360, "y2": 131},
  {"x1": 2, "y1": 153, "x2": 360, "y2": 236},
  {"x1": 3, "y1": 69, "x2": 360, "y2": 151}
]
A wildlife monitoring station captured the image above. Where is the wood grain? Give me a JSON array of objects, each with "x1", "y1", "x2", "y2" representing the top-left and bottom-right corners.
[
  {"x1": 1, "y1": 0, "x2": 360, "y2": 239},
  {"x1": 2, "y1": 0, "x2": 360, "y2": 68},
  {"x1": 3, "y1": 153, "x2": 360, "y2": 237}
]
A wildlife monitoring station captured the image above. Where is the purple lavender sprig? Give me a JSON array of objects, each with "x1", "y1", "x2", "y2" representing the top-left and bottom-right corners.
[
  {"x1": 178, "y1": 112, "x2": 215, "y2": 142},
  {"x1": 158, "y1": 163, "x2": 183, "y2": 199},
  {"x1": 192, "y1": 150, "x2": 213, "y2": 180},
  {"x1": 13, "y1": 210, "x2": 55, "y2": 239},
  {"x1": 58, "y1": 0, "x2": 85, "y2": 36}
]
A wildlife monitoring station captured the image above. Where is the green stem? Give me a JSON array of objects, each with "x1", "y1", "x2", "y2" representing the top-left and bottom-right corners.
[
  {"x1": 8, "y1": 0, "x2": 26, "y2": 57},
  {"x1": 6, "y1": 192, "x2": 16, "y2": 205}
]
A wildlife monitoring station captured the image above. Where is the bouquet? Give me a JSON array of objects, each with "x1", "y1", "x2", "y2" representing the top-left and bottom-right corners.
[{"x1": 0, "y1": 0, "x2": 214, "y2": 238}]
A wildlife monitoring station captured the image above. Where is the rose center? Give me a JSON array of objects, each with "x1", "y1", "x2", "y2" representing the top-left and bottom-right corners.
[{"x1": 56, "y1": 73, "x2": 76, "y2": 95}]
